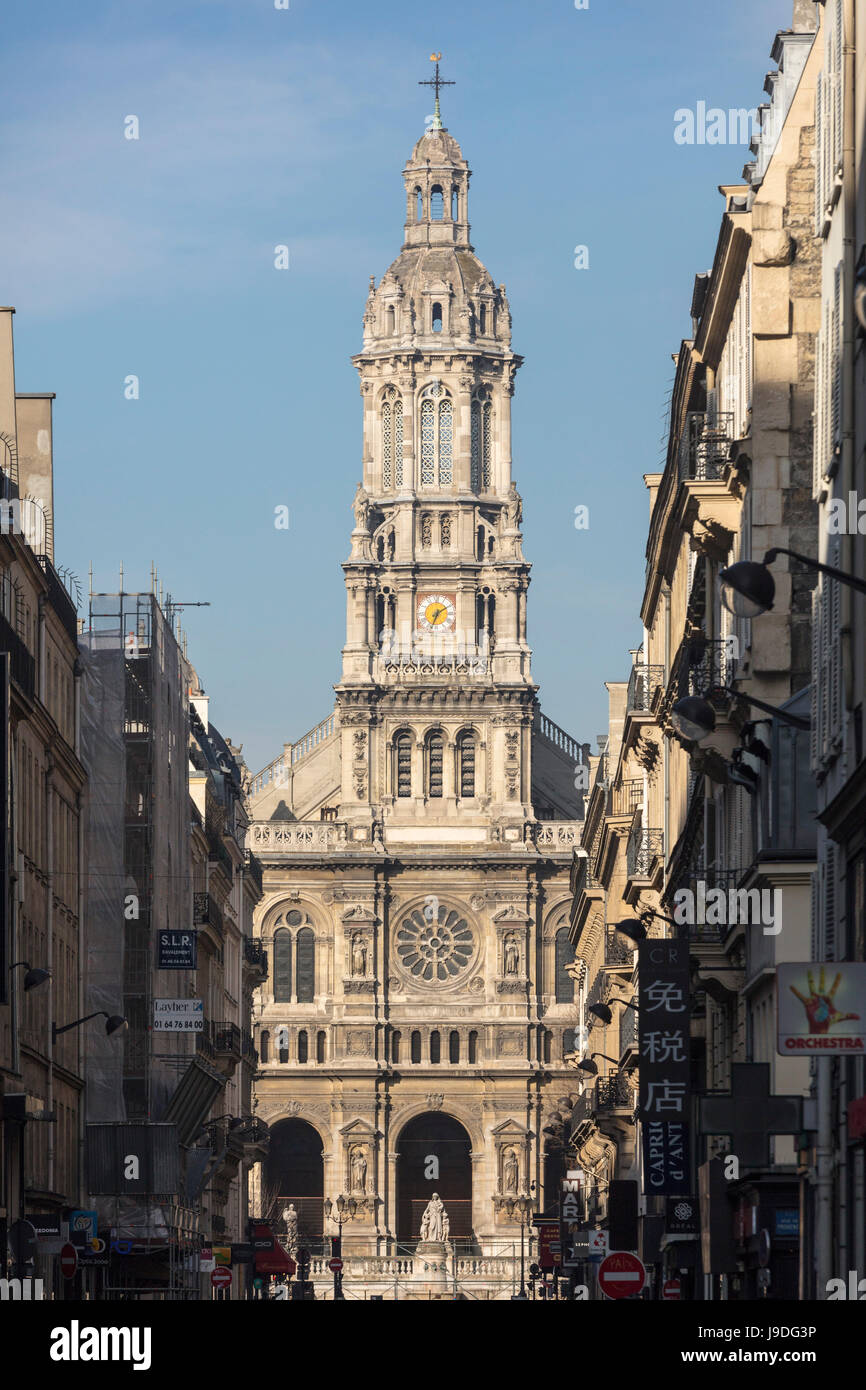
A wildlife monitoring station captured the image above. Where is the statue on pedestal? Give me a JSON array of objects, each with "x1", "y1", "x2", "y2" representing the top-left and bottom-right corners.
[
  {"x1": 419, "y1": 1192, "x2": 448, "y2": 1244},
  {"x1": 281, "y1": 1203, "x2": 298, "y2": 1251}
]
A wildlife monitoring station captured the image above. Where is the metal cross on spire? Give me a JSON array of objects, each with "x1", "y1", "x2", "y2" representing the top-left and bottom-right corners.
[{"x1": 419, "y1": 53, "x2": 455, "y2": 130}]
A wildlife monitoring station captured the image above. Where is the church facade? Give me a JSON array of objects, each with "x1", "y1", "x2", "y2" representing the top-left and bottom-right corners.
[{"x1": 247, "y1": 94, "x2": 586, "y2": 1282}]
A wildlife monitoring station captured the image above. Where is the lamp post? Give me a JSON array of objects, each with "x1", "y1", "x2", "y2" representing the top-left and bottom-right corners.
[
  {"x1": 719, "y1": 546, "x2": 866, "y2": 618},
  {"x1": 323, "y1": 1194, "x2": 355, "y2": 1301},
  {"x1": 512, "y1": 1192, "x2": 532, "y2": 1299},
  {"x1": 51, "y1": 1010, "x2": 127, "y2": 1045},
  {"x1": 10, "y1": 961, "x2": 51, "y2": 991}
]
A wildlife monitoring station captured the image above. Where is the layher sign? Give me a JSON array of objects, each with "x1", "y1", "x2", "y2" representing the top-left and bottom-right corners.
[{"x1": 777, "y1": 963, "x2": 866, "y2": 1054}]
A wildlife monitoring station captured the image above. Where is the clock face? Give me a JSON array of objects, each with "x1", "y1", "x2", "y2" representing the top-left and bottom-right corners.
[{"x1": 417, "y1": 592, "x2": 456, "y2": 632}]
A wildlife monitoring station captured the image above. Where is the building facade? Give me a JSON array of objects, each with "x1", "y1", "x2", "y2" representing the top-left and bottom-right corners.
[{"x1": 248, "y1": 105, "x2": 586, "y2": 1295}]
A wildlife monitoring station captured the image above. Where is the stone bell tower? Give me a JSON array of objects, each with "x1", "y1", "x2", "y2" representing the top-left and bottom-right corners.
[{"x1": 248, "y1": 70, "x2": 587, "y2": 1289}]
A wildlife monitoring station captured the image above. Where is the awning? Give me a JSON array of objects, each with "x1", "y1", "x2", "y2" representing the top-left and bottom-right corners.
[{"x1": 251, "y1": 1223, "x2": 295, "y2": 1275}]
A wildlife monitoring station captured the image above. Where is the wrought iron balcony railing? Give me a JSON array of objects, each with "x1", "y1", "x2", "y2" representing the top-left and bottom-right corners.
[
  {"x1": 606, "y1": 779, "x2": 643, "y2": 818},
  {"x1": 619, "y1": 1004, "x2": 639, "y2": 1057},
  {"x1": 595, "y1": 1073, "x2": 634, "y2": 1112},
  {"x1": 0, "y1": 612, "x2": 36, "y2": 697},
  {"x1": 677, "y1": 410, "x2": 735, "y2": 482},
  {"x1": 626, "y1": 664, "x2": 665, "y2": 713},
  {"x1": 605, "y1": 930, "x2": 635, "y2": 969},
  {"x1": 194, "y1": 892, "x2": 224, "y2": 939},
  {"x1": 243, "y1": 936, "x2": 268, "y2": 975},
  {"x1": 197, "y1": 1020, "x2": 242, "y2": 1060},
  {"x1": 673, "y1": 634, "x2": 738, "y2": 702},
  {"x1": 244, "y1": 849, "x2": 264, "y2": 896},
  {"x1": 627, "y1": 824, "x2": 664, "y2": 879},
  {"x1": 35, "y1": 554, "x2": 79, "y2": 645}
]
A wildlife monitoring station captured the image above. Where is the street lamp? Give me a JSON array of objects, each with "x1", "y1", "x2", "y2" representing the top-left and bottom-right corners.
[
  {"x1": 52, "y1": 1011, "x2": 127, "y2": 1045},
  {"x1": 671, "y1": 687, "x2": 809, "y2": 741},
  {"x1": 611, "y1": 918, "x2": 648, "y2": 944},
  {"x1": 719, "y1": 546, "x2": 866, "y2": 618},
  {"x1": 323, "y1": 1194, "x2": 356, "y2": 1301},
  {"x1": 513, "y1": 1192, "x2": 532, "y2": 1299},
  {"x1": 10, "y1": 961, "x2": 50, "y2": 991},
  {"x1": 576, "y1": 1053, "x2": 620, "y2": 1075},
  {"x1": 588, "y1": 999, "x2": 638, "y2": 1026}
]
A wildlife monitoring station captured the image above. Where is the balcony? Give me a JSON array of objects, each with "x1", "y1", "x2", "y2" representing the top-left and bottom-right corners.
[
  {"x1": 0, "y1": 611, "x2": 36, "y2": 697},
  {"x1": 677, "y1": 411, "x2": 735, "y2": 482},
  {"x1": 207, "y1": 829, "x2": 234, "y2": 880},
  {"x1": 677, "y1": 868, "x2": 743, "y2": 944},
  {"x1": 248, "y1": 821, "x2": 348, "y2": 854},
  {"x1": 243, "y1": 936, "x2": 268, "y2": 978},
  {"x1": 532, "y1": 821, "x2": 581, "y2": 853},
  {"x1": 618, "y1": 1004, "x2": 639, "y2": 1061},
  {"x1": 595, "y1": 1073, "x2": 634, "y2": 1113},
  {"x1": 604, "y1": 930, "x2": 635, "y2": 970},
  {"x1": 607, "y1": 779, "x2": 643, "y2": 818},
  {"x1": 627, "y1": 823, "x2": 664, "y2": 880},
  {"x1": 626, "y1": 664, "x2": 664, "y2": 714},
  {"x1": 197, "y1": 1020, "x2": 242, "y2": 1062},
  {"x1": 194, "y1": 892, "x2": 224, "y2": 940},
  {"x1": 35, "y1": 554, "x2": 79, "y2": 645},
  {"x1": 244, "y1": 849, "x2": 264, "y2": 896}
]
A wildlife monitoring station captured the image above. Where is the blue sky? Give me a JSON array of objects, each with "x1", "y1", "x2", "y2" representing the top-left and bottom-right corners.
[{"x1": 1, "y1": 0, "x2": 793, "y2": 774}]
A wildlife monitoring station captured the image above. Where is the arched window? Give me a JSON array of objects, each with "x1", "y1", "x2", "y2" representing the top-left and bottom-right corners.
[
  {"x1": 316, "y1": 1030, "x2": 326, "y2": 1063},
  {"x1": 411, "y1": 1030, "x2": 422, "y2": 1064},
  {"x1": 426, "y1": 731, "x2": 444, "y2": 798},
  {"x1": 477, "y1": 589, "x2": 495, "y2": 645},
  {"x1": 296, "y1": 927, "x2": 315, "y2": 1003},
  {"x1": 381, "y1": 386, "x2": 404, "y2": 489},
  {"x1": 297, "y1": 1030, "x2": 308, "y2": 1064},
  {"x1": 555, "y1": 927, "x2": 576, "y2": 1003},
  {"x1": 468, "y1": 1030, "x2": 478, "y2": 1064},
  {"x1": 470, "y1": 392, "x2": 493, "y2": 490},
  {"x1": 430, "y1": 1030, "x2": 441, "y2": 1064},
  {"x1": 391, "y1": 1029, "x2": 401, "y2": 1064},
  {"x1": 563, "y1": 1028, "x2": 577, "y2": 1059},
  {"x1": 430, "y1": 184, "x2": 444, "y2": 219},
  {"x1": 386, "y1": 304, "x2": 396, "y2": 334},
  {"x1": 415, "y1": 187, "x2": 423, "y2": 221},
  {"x1": 395, "y1": 732, "x2": 412, "y2": 797},
  {"x1": 260, "y1": 1030, "x2": 270, "y2": 1064},
  {"x1": 449, "y1": 1030, "x2": 460, "y2": 1064},
  {"x1": 543, "y1": 1029, "x2": 552, "y2": 1065},
  {"x1": 431, "y1": 301, "x2": 443, "y2": 332},
  {"x1": 479, "y1": 303, "x2": 486, "y2": 335},
  {"x1": 451, "y1": 187, "x2": 458, "y2": 220},
  {"x1": 273, "y1": 929, "x2": 292, "y2": 1003},
  {"x1": 278, "y1": 1029, "x2": 289, "y2": 1064},
  {"x1": 457, "y1": 731, "x2": 476, "y2": 798},
  {"x1": 419, "y1": 383, "x2": 453, "y2": 486}
]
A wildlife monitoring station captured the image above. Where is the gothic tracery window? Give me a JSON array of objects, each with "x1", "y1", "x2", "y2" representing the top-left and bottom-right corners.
[
  {"x1": 420, "y1": 383, "x2": 453, "y2": 486},
  {"x1": 457, "y1": 731, "x2": 476, "y2": 797},
  {"x1": 381, "y1": 387, "x2": 404, "y2": 489},
  {"x1": 470, "y1": 390, "x2": 492, "y2": 490},
  {"x1": 555, "y1": 926, "x2": 576, "y2": 1004},
  {"x1": 273, "y1": 929, "x2": 292, "y2": 1002}
]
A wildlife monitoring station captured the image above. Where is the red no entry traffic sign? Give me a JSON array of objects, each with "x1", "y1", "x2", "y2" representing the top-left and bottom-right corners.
[
  {"x1": 60, "y1": 1243, "x2": 78, "y2": 1279},
  {"x1": 211, "y1": 1264, "x2": 232, "y2": 1289},
  {"x1": 598, "y1": 1251, "x2": 646, "y2": 1300},
  {"x1": 662, "y1": 1278, "x2": 682, "y2": 1301},
  {"x1": 328, "y1": 1257, "x2": 344, "y2": 1273}
]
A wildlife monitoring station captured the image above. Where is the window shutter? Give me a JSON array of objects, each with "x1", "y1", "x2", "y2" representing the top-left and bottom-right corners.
[
  {"x1": 825, "y1": 842, "x2": 836, "y2": 961},
  {"x1": 830, "y1": 537, "x2": 842, "y2": 740},
  {"x1": 810, "y1": 588, "x2": 821, "y2": 770},
  {"x1": 810, "y1": 869, "x2": 820, "y2": 960},
  {"x1": 813, "y1": 317, "x2": 824, "y2": 498},
  {"x1": 831, "y1": 262, "x2": 843, "y2": 469},
  {"x1": 814, "y1": 69, "x2": 824, "y2": 234},
  {"x1": 833, "y1": 0, "x2": 843, "y2": 175}
]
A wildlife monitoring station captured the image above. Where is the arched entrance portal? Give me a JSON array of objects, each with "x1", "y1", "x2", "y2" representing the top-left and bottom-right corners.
[
  {"x1": 396, "y1": 1113, "x2": 472, "y2": 1244},
  {"x1": 265, "y1": 1118, "x2": 324, "y2": 1241}
]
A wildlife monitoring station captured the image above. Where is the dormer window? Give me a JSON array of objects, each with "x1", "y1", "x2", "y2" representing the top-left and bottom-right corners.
[
  {"x1": 479, "y1": 304, "x2": 486, "y2": 335},
  {"x1": 386, "y1": 305, "x2": 396, "y2": 334},
  {"x1": 432, "y1": 302, "x2": 443, "y2": 333}
]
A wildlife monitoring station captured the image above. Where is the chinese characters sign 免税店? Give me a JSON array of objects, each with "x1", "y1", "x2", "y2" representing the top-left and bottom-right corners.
[{"x1": 639, "y1": 939, "x2": 691, "y2": 1195}]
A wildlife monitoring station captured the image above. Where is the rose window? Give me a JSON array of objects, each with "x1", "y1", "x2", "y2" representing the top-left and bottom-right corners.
[{"x1": 396, "y1": 905, "x2": 474, "y2": 984}]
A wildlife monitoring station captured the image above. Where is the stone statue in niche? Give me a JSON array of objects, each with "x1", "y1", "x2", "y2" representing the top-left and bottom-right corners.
[
  {"x1": 504, "y1": 482, "x2": 523, "y2": 529},
  {"x1": 352, "y1": 483, "x2": 371, "y2": 531},
  {"x1": 281, "y1": 1203, "x2": 298, "y2": 1250},
  {"x1": 419, "y1": 1193, "x2": 448, "y2": 1244},
  {"x1": 350, "y1": 1146, "x2": 367, "y2": 1192},
  {"x1": 503, "y1": 1148, "x2": 519, "y2": 1194},
  {"x1": 352, "y1": 933, "x2": 367, "y2": 977},
  {"x1": 504, "y1": 935, "x2": 519, "y2": 975}
]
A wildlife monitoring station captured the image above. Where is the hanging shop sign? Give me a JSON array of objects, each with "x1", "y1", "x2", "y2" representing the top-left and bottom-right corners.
[
  {"x1": 777, "y1": 963, "x2": 866, "y2": 1055},
  {"x1": 638, "y1": 940, "x2": 691, "y2": 1195}
]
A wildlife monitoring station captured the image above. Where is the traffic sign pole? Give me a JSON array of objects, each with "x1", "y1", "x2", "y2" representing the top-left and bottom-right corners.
[{"x1": 598, "y1": 1251, "x2": 646, "y2": 1300}]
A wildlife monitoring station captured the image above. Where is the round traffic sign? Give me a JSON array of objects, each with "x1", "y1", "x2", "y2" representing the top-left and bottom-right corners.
[
  {"x1": 60, "y1": 1242, "x2": 78, "y2": 1279},
  {"x1": 598, "y1": 1251, "x2": 646, "y2": 1300},
  {"x1": 328, "y1": 1257, "x2": 343, "y2": 1273},
  {"x1": 211, "y1": 1264, "x2": 232, "y2": 1289},
  {"x1": 662, "y1": 1278, "x2": 681, "y2": 1301}
]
